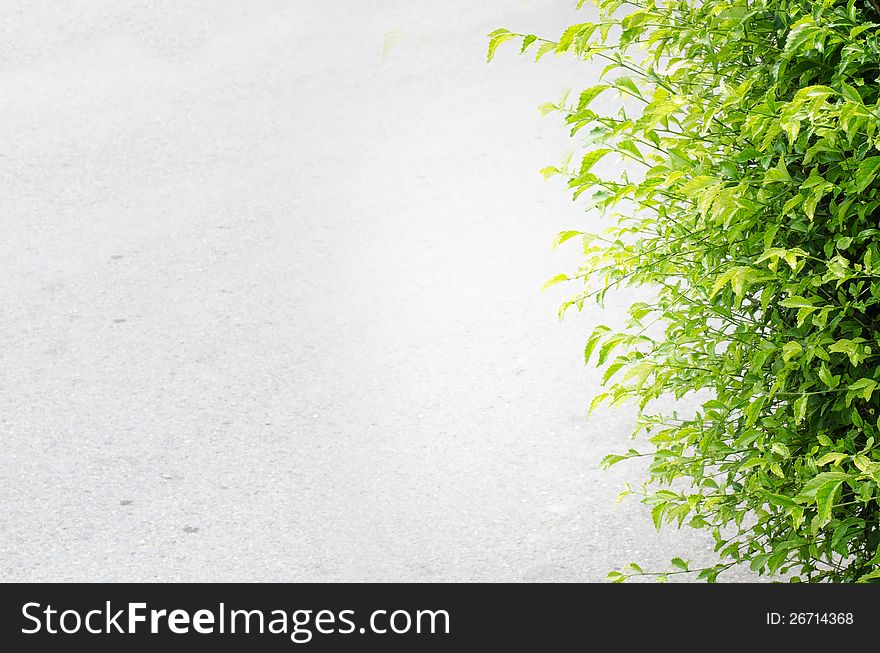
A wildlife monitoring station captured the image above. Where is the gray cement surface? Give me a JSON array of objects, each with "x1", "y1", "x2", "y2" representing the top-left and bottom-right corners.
[{"x1": 0, "y1": 1, "x2": 754, "y2": 581}]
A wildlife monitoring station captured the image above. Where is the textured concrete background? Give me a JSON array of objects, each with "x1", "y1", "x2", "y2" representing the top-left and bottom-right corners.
[{"x1": 0, "y1": 0, "x2": 753, "y2": 581}]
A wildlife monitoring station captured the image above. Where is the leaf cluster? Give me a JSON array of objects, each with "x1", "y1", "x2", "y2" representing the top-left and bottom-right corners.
[{"x1": 492, "y1": 0, "x2": 880, "y2": 582}]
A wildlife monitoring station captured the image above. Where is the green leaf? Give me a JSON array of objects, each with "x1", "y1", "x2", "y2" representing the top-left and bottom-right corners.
[
  {"x1": 818, "y1": 364, "x2": 840, "y2": 389},
  {"x1": 540, "y1": 166, "x2": 561, "y2": 180},
  {"x1": 520, "y1": 34, "x2": 537, "y2": 54},
  {"x1": 607, "y1": 570, "x2": 627, "y2": 583},
  {"x1": 757, "y1": 247, "x2": 807, "y2": 270},
  {"x1": 534, "y1": 41, "x2": 556, "y2": 62},
  {"x1": 577, "y1": 85, "x2": 611, "y2": 111},
  {"x1": 622, "y1": 360, "x2": 655, "y2": 389},
  {"x1": 617, "y1": 140, "x2": 642, "y2": 160},
  {"x1": 848, "y1": 25, "x2": 873, "y2": 42},
  {"x1": 779, "y1": 296, "x2": 814, "y2": 309},
  {"x1": 848, "y1": 378, "x2": 877, "y2": 402},
  {"x1": 782, "y1": 16, "x2": 817, "y2": 55},
  {"x1": 763, "y1": 491, "x2": 799, "y2": 508},
  {"x1": 578, "y1": 148, "x2": 612, "y2": 175},
  {"x1": 857, "y1": 569, "x2": 880, "y2": 583},
  {"x1": 796, "y1": 472, "x2": 851, "y2": 503},
  {"x1": 614, "y1": 76, "x2": 642, "y2": 99},
  {"x1": 709, "y1": 267, "x2": 767, "y2": 299},
  {"x1": 794, "y1": 395, "x2": 808, "y2": 425},
  {"x1": 542, "y1": 273, "x2": 568, "y2": 291},
  {"x1": 584, "y1": 325, "x2": 611, "y2": 364},
  {"x1": 781, "y1": 341, "x2": 802, "y2": 363},
  {"x1": 763, "y1": 158, "x2": 791, "y2": 183},
  {"x1": 815, "y1": 452, "x2": 847, "y2": 467},
  {"x1": 853, "y1": 454, "x2": 873, "y2": 474},
  {"x1": 556, "y1": 23, "x2": 594, "y2": 52},
  {"x1": 553, "y1": 230, "x2": 582, "y2": 248},
  {"x1": 749, "y1": 552, "x2": 772, "y2": 572},
  {"x1": 487, "y1": 29, "x2": 518, "y2": 62},
  {"x1": 815, "y1": 479, "x2": 843, "y2": 526},
  {"x1": 829, "y1": 339, "x2": 865, "y2": 366},
  {"x1": 600, "y1": 454, "x2": 627, "y2": 469},
  {"x1": 854, "y1": 157, "x2": 880, "y2": 194},
  {"x1": 651, "y1": 503, "x2": 665, "y2": 530},
  {"x1": 588, "y1": 393, "x2": 609, "y2": 415},
  {"x1": 597, "y1": 334, "x2": 626, "y2": 365},
  {"x1": 771, "y1": 442, "x2": 791, "y2": 459}
]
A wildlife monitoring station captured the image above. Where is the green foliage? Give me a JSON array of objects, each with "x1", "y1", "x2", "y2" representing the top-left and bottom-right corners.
[{"x1": 491, "y1": 0, "x2": 880, "y2": 582}]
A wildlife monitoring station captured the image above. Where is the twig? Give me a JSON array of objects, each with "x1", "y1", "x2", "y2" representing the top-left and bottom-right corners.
[{"x1": 871, "y1": 0, "x2": 880, "y2": 20}]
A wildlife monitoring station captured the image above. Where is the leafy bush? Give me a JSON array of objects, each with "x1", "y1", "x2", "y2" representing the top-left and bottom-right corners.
[{"x1": 490, "y1": 0, "x2": 880, "y2": 582}]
